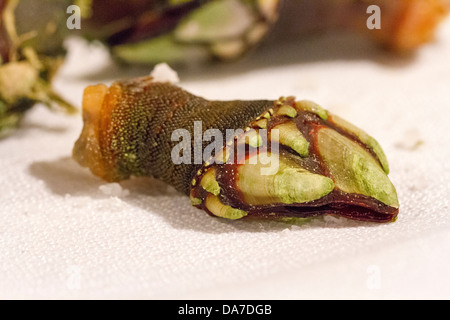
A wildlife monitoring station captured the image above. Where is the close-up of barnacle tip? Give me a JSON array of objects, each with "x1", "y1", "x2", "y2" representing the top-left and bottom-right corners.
[{"x1": 73, "y1": 65, "x2": 399, "y2": 226}]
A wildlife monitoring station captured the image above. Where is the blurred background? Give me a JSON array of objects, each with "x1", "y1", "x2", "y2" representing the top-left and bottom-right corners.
[{"x1": 1, "y1": 0, "x2": 450, "y2": 132}]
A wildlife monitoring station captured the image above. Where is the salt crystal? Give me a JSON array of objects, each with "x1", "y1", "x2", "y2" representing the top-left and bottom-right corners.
[
  {"x1": 150, "y1": 63, "x2": 180, "y2": 84},
  {"x1": 99, "y1": 183, "x2": 130, "y2": 197}
]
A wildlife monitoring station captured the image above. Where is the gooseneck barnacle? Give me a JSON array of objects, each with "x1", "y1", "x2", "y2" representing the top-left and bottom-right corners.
[{"x1": 73, "y1": 76, "x2": 399, "y2": 223}]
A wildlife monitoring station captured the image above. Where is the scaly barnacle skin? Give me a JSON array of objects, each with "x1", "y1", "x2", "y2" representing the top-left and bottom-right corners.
[{"x1": 73, "y1": 77, "x2": 399, "y2": 223}]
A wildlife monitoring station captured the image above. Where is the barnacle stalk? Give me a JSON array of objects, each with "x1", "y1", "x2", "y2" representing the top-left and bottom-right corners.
[
  {"x1": 73, "y1": 76, "x2": 399, "y2": 223},
  {"x1": 0, "y1": 0, "x2": 76, "y2": 137}
]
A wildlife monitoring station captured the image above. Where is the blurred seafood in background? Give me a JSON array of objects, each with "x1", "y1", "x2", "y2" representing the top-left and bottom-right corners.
[
  {"x1": 81, "y1": 0, "x2": 450, "y2": 65},
  {"x1": 0, "y1": 0, "x2": 76, "y2": 136},
  {"x1": 0, "y1": 0, "x2": 449, "y2": 136},
  {"x1": 81, "y1": 0, "x2": 281, "y2": 64}
]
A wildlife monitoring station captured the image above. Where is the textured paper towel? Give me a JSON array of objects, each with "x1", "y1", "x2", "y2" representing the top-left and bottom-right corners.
[{"x1": 1, "y1": 19, "x2": 450, "y2": 299}]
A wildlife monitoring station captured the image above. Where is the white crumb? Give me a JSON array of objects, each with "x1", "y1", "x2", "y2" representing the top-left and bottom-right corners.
[
  {"x1": 395, "y1": 128, "x2": 424, "y2": 151},
  {"x1": 290, "y1": 224, "x2": 303, "y2": 231},
  {"x1": 323, "y1": 215, "x2": 344, "y2": 225},
  {"x1": 150, "y1": 63, "x2": 180, "y2": 84},
  {"x1": 99, "y1": 183, "x2": 130, "y2": 197}
]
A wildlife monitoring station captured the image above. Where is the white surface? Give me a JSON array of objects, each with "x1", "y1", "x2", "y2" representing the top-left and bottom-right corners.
[{"x1": 1, "y1": 20, "x2": 450, "y2": 300}]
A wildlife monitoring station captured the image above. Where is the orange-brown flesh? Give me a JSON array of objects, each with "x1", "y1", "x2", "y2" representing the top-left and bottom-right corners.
[{"x1": 73, "y1": 84, "x2": 110, "y2": 180}]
